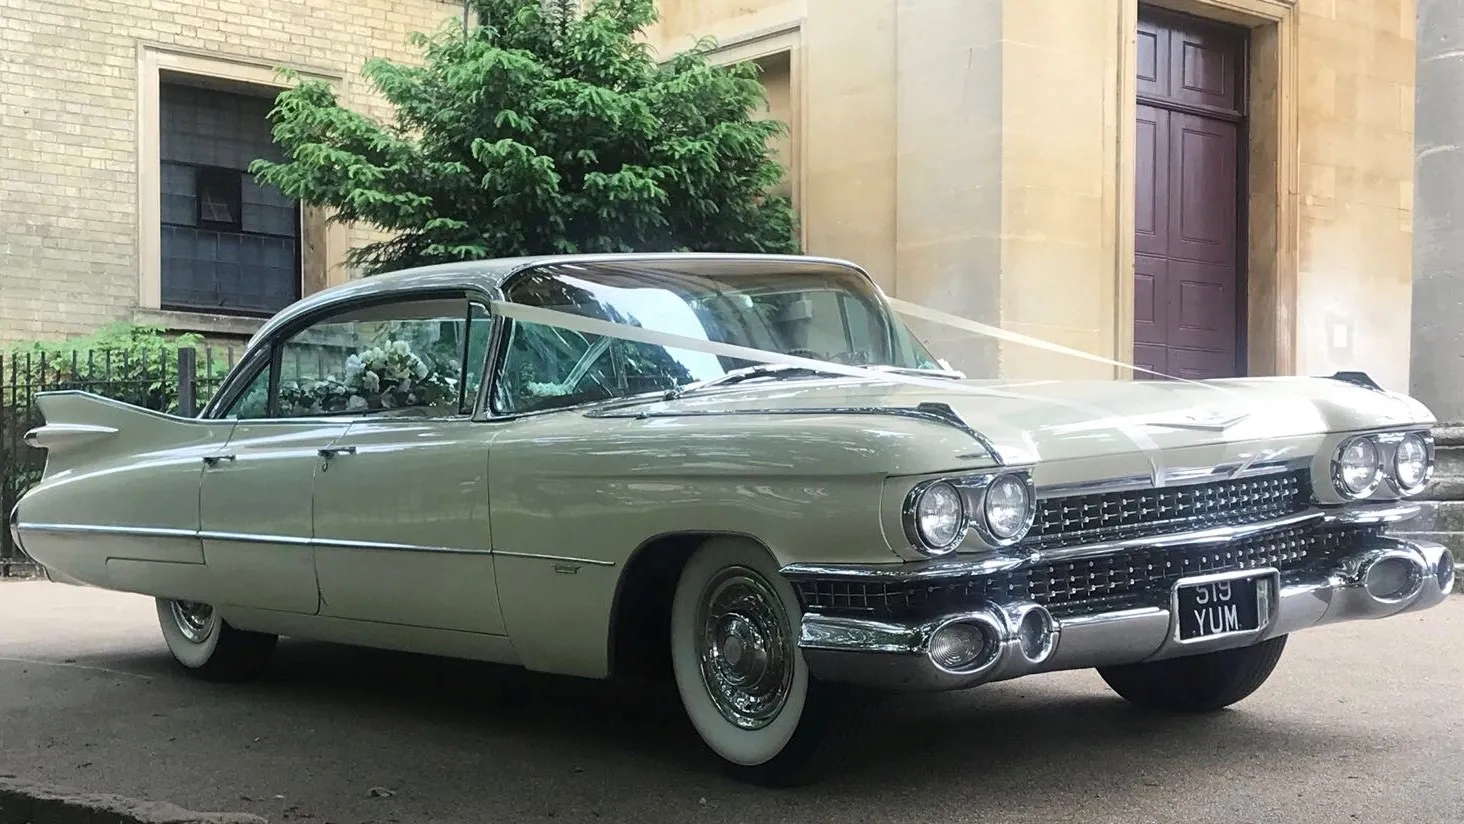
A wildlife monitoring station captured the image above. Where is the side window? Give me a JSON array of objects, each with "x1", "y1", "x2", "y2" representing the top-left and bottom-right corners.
[
  {"x1": 222, "y1": 362, "x2": 272, "y2": 420},
  {"x1": 232, "y1": 295, "x2": 491, "y2": 419}
]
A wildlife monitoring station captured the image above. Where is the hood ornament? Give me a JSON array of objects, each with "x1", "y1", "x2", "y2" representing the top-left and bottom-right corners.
[{"x1": 1144, "y1": 410, "x2": 1250, "y2": 432}]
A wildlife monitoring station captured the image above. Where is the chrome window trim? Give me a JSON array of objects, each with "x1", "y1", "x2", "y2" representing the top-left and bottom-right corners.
[
  {"x1": 14, "y1": 523, "x2": 613, "y2": 567},
  {"x1": 201, "y1": 284, "x2": 502, "y2": 422}
]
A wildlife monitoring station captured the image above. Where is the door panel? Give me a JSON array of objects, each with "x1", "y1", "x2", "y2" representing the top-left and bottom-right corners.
[
  {"x1": 310, "y1": 418, "x2": 503, "y2": 635},
  {"x1": 1168, "y1": 18, "x2": 1242, "y2": 113},
  {"x1": 199, "y1": 421, "x2": 350, "y2": 614},
  {"x1": 1134, "y1": 105, "x2": 1170, "y2": 258},
  {"x1": 1170, "y1": 114, "x2": 1238, "y2": 267},
  {"x1": 1133, "y1": 7, "x2": 1245, "y2": 381}
]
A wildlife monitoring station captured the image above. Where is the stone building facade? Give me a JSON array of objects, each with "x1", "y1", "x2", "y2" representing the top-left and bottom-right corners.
[
  {"x1": 647, "y1": 0, "x2": 1421, "y2": 386},
  {"x1": 0, "y1": 0, "x2": 464, "y2": 344},
  {"x1": 0, "y1": 0, "x2": 1429, "y2": 394}
]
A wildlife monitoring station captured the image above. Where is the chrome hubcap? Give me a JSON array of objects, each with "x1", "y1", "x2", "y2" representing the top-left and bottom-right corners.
[
  {"x1": 696, "y1": 566, "x2": 794, "y2": 730},
  {"x1": 169, "y1": 600, "x2": 214, "y2": 643}
]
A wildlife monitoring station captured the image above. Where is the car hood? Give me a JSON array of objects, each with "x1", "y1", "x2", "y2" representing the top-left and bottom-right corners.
[{"x1": 598, "y1": 374, "x2": 1434, "y2": 466}]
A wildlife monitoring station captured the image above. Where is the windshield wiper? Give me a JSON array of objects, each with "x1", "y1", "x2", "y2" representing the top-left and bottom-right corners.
[
  {"x1": 663, "y1": 364, "x2": 845, "y2": 401},
  {"x1": 863, "y1": 364, "x2": 967, "y2": 380}
]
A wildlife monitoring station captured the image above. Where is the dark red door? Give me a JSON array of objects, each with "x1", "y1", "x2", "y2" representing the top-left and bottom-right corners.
[{"x1": 1134, "y1": 8, "x2": 1246, "y2": 380}]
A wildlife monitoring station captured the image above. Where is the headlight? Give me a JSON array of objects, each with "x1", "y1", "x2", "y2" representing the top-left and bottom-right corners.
[
  {"x1": 1333, "y1": 436, "x2": 1382, "y2": 498},
  {"x1": 1392, "y1": 432, "x2": 1431, "y2": 494},
  {"x1": 910, "y1": 481, "x2": 965, "y2": 553},
  {"x1": 981, "y1": 473, "x2": 1033, "y2": 543}
]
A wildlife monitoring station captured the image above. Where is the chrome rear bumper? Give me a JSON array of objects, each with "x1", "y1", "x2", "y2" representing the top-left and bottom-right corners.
[{"x1": 795, "y1": 536, "x2": 1456, "y2": 692}]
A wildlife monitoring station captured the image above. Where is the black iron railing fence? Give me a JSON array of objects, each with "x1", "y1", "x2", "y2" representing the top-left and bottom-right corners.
[{"x1": 0, "y1": 346, "x2": 239, "y2": 577}]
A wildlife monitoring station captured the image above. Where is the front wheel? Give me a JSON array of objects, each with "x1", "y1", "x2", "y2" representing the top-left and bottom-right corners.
[
  {"x1": 155, "y1": 598, "x2": 277, "y2": 682},
  {"x1": 669, "y1": 537, "x2": 869, "y2": 787},
  {"x1": 1097, "y1": 635, "x2": 1288, "y2": 713}
]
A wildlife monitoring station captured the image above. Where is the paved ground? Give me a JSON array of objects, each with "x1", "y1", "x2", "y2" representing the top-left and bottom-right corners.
[{"x1": 1, "y1": 581, "x2": 1461, "y2": 824}]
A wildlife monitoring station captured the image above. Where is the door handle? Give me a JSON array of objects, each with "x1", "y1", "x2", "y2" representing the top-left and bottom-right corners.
[
  {"x1": 202, "y1": 454, "x2": 236, "y2": 466},
  {"x1": 318, "y1": 445, "x2": 357, "y2": 458}
]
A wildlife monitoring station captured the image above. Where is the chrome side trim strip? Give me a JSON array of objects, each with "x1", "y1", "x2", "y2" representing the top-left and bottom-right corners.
[
  {"x1": 19, "y1": 523, "x2": 200, "y2": 540},
  {"x1": 307, "y1": 536, "x2": 491, "y2": 555},
  {"x1": 201, "y1": 530, "x2": 313, "y2": 547},
  {"x1": 584, "y1": 404, "x2": 1007, "y2": 465},
  {"x1": 15, "y1": 523, "x2": 612, "y2": 566},
  {"x1": 494, "y1": 550, "x2": 616, "y2": 567}
]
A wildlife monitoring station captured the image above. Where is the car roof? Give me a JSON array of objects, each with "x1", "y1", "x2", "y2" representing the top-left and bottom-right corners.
[{"x1": 245, "y1": 252, "x2": 871, "y2": 351}]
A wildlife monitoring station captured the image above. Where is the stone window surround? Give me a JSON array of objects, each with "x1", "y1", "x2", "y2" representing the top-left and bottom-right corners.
[
  {"x1": 1118, "y1": 0, "x2": 1300, "y2": 376},
  {"x1": 695, "y1": 22, "x2": 806, "y2": 252},
  {"x1": 134, "y1": 43, "x2": 348, "y2": 338}
]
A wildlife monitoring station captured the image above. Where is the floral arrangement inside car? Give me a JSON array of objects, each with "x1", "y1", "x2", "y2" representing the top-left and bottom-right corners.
[
  {"x1": 277, "y1": 339, "x2": 458, "y2": 416},
  {"x1": 8, "y1": 253, "x2": 1456, "y2": 789}
]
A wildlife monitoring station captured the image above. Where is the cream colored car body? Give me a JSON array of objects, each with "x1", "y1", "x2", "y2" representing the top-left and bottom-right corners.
[{"x1": 8, "y1": 253, "x2": 1452, "y2": 688}]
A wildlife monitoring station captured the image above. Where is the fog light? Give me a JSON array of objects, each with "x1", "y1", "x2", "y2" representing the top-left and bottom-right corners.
[
  {"x1": 1364, "y1": 555, "x2": 1422, "y2": 602},
  {"x1": 1016, "y1": 607, "x2": 1056, "y2": 663},
  {"x1": 928, "y1": 621, "x2": 996, "y2": 673},
  {"x1": 1437, "y1": 550, "x2": 1457, "y2": 594}
]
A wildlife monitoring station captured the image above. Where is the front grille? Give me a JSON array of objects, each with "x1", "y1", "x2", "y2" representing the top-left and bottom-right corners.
[
  {"x1": 792, "y1": 525, "x2": 1374, "y2": 621},
  {"x1": 1020, "y1": 470, "x2": 1312, "y2": 551}
]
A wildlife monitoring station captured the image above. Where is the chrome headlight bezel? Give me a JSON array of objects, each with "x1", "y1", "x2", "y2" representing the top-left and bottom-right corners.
[
  {"x1": 902, "y1": 479, "x2": 967, "y2": 556},
  {"x1": 900, "y1": 470, "x2": 1036, "y2": 557},
  {"x1": 973, "y1": 472, "x2": 1037, "y2": 547},
  {"x1": 1385, "y1": 429, "x2": 1435, "y2": 497},
  {"x1": 1331, "y1": 434, "x2": 1383, "y2": 500}
]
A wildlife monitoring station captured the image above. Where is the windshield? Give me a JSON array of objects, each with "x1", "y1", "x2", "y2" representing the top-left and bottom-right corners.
[{"x1": 491, "y1": 261, "x2": 942, "y2": 414}]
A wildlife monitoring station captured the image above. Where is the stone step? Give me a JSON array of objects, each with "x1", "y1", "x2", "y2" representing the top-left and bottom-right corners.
[
  {"x1": 1417, "y1": 475, "x2": 1464, "y2": 502},
  {"x1": 1432, "y1": 443, "x2": 1464, "y2": 478},
  {"x1": 1433, "y1": 424, "x2": 1464, "y2": 448},
  {"x1": 1399, "y1": 500, "x2": 1464, "y2": 531}
]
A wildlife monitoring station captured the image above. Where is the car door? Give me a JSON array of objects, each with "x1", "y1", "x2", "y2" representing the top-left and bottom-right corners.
[
  {"x1": 308, "y1": 296, "x2": 506, "y2": 634},
  {"x1": 197, "y1": 335, "x2": 351, "y2": 615}
]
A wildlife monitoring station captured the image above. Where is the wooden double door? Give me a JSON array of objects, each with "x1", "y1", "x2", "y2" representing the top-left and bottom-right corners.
[{"x1": 1133, "y1": 7, "x2": 1247, "y2": 380}]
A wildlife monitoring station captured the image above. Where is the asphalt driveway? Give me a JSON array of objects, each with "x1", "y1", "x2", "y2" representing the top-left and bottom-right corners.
[{"x1": 2, "y1": 580, "x2": 1461, "y2": 824}]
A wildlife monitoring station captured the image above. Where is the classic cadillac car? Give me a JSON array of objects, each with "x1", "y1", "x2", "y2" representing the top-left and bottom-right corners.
[{"x1": 9, "y1": 253, "x2": 1456, "y2": 785}]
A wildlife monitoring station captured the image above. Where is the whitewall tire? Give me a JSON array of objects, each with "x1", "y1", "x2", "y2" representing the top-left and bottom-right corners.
[
  {"x1": 155, "y1": 598, "x2": 277, "y2": 682},
  {"x1": 669, "y1": 537, "x2": 868, "y2": 786}
]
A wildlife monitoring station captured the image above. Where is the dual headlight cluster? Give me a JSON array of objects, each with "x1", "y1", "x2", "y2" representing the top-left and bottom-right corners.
[
  {"x1": 903, "y1": 472, "x2": 1036, "y2": 557},
  {"x1": 1331, "y1": 430, "x2": 1434, "y2": 499}
]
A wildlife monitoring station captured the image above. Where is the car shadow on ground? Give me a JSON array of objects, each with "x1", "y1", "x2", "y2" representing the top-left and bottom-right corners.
[{"x1": 226, "y1": 637, "x2": 1363, "y2": 799}]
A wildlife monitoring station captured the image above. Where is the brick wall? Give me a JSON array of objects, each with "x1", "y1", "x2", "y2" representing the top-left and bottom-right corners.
[{"x1": 0, "y1": 0, "x2": 463, "y2": 345}]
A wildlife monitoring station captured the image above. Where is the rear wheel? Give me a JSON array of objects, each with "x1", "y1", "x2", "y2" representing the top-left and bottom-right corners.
[
  {"x1": 668, "y1": 537, "x2": 869, "y2": 787},
  {"x1": 155, "y1": 598, "x2": 277, "y2": 682},
  {"x1": 1097, "y1": 635, "x2": 1288, "y2": 713}
]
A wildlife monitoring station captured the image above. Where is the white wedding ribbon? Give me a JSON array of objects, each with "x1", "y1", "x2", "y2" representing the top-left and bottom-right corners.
[
  {"x1": 885, "y1": 296, "x2": 1220, "y2": 386},
  {"x1": 485, "y1": 297, "x2": 1214, "y2": 478}
]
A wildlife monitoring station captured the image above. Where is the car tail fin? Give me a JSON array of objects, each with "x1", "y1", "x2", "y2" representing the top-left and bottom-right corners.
[{"x1": 24, "y1": 391, "x2": 176, "y2": 455}]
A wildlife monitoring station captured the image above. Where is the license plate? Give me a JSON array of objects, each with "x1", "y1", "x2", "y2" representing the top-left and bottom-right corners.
[{"x1": 1175, "y1": 574, "x2": 1265, "y2": 640}]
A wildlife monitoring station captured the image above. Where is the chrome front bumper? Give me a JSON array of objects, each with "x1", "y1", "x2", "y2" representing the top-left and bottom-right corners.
[{"x1": 793, "y1": 536, "x2": 1457, "y2": 692}]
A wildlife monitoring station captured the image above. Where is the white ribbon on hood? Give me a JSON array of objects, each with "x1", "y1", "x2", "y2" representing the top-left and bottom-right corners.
[{"x1": 485, "y1": 291, "x2": 1259, "y2": 481}]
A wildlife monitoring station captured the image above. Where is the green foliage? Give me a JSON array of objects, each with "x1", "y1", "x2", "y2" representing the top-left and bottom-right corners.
[
  {"x1": 2, "y1": 323, "x2": 228, "y2": 413},
  {"x1": 249, "y1": 0, "x2": 801, "y2": 274},
  {"x1": 1, "y1": 324, "x2": 233, "y2": 546}
]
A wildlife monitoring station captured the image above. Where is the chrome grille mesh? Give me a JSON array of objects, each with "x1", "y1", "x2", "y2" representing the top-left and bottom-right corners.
[
  {"x1": 791, "y1": 526, "x2": 1373, "y2": 621},
  {"x1": 1020, "y1": 470, "x2": 1311, "y2": 551}
]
